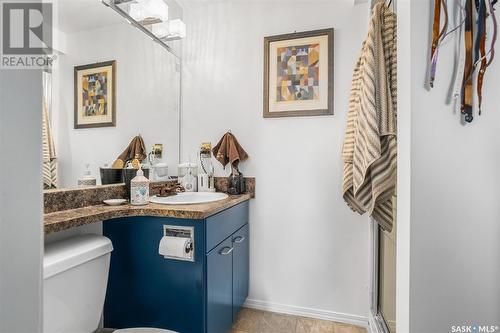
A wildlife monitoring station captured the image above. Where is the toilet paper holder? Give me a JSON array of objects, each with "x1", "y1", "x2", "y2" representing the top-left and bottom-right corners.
[{"x1": 161, "y1": 225, "x2": 195, "y2": 262}]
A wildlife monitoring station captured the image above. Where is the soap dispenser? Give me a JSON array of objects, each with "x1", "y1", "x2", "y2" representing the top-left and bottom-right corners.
[
  {"x1": 130, "y1": 166, "x2": 150, "y2": 206},
  {"x1": 178, "y1": 159, "x2": 198, "y2": 192},
  {"x1": 78, "y1": 164, "x2": 97, "y2": 187}
]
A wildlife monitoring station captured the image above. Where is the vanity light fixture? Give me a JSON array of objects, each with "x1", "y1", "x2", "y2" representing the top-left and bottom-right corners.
[
  {"x1": 157, "y1": 19, "x2": 186, "y2": 41},
  {"x1": 152, "y1": 21, "x2": 169, "y2": 39},
  {"x1": 128, "y1": 0, "x2": 168, "y2": 23},
  {"x1": 147, "y1": 0, "x2": 169, "y2": 22},
  {"x1": 152, "y1": 19, "x2": 186, "y2": 40},
  {"x1": 103, "y1": 0, "x2": 182, "y2": 57},
  {"x1": 165, "y1": 19, "x2": 186, "y2": 40},
  {"x1": 128, "y1": 2, "x2": 146, "y2": 22}
]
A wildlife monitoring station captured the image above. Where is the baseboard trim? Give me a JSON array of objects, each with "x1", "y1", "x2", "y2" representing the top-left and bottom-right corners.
[
  {"x1": 387, "y1": 320, "x2": 396, "y2": 332},
  {"x1": 244, "y1": 299, "x2": 368, "y2": 328}
]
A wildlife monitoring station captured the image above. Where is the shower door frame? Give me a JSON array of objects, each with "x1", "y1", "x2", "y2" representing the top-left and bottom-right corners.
[
  {"x1": 369, "y1": 220, "x2": 391, "y2": 333},
  {"x1": 367, "y1": 1, "x2": 396, "y2": 332}
]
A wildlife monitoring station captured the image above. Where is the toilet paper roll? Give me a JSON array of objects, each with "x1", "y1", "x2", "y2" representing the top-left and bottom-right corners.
[{"x1": 159, "y1": 236, "x2": 191, "y2": 258}]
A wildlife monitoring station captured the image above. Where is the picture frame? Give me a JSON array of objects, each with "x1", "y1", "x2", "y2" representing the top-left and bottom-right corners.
[
  {"x1": 263, "y1": 28, "x2": 334, "y2": 118},
  {"x1": 74, "y1": 60, "x2": 116, "y2": 129}
]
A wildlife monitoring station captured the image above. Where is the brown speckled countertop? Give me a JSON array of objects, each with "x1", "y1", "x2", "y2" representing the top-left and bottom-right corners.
[
  {"x1": 44, "y1": 178, "x2": 255, "y2": 213},
  {"x1": 44, "y1": 193, "x2": 252, "y2": 234}
]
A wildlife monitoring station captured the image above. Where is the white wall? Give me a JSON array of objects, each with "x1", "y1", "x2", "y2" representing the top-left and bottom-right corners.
[
  {"x1": 408, "y1": 1, "x2": 500, "y2": 332},
  {"x1": 53, "y1": 23, "x2": 180, "y2": 188},
  {"x1": 0, "y1": 70, "x2": 43, "y2": 332},
  {"x1": 180, "y1": 0, "x2": 371, "y2": 322}
]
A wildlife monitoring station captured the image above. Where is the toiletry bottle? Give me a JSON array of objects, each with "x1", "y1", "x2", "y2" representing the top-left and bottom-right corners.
[
  {"x1": 178, "y1": 161, "x2": 197, "y2": 192},
  {"x1": 130, "y1": 167, "x2": 150, "y2": 206},
  {"x1": 198, "y1": 143, "x2": 216, "y2": 192},
  {"x1": 78, "y1": 164, "x2": 97, "y2": 187}
]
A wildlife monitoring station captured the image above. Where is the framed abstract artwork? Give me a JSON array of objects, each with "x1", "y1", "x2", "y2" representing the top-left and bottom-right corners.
[
  {"x1": 263, "y1": 29, "x2": 334, "y2": 118},
  {"x1": 74, "y1": 60, "x2": 116, "y2": 129}
]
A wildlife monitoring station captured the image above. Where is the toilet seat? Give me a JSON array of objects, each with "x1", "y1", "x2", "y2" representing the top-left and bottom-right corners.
[{"x1": 114, "y1": 328, "x2": 177, "y2": 333}]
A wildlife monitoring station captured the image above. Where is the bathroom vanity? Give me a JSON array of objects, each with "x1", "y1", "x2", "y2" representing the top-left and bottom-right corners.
[
  {"x1": 103, "y1": 201, "x2": 249, "y2": 333},
  {"x1": 43, "y1": 183, "x2": 253, "y2": 333}
]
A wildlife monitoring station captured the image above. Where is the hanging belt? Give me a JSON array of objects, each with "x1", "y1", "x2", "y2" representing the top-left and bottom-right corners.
[
  {"x1": 453, "y1": 0, "x2": 468, "y2": 102},
  {"x1": 475, "y1": 0, "x2": 487, "y2": 114},
  {"x1": 474, "y1": 0, "x2": 486, "y2": 65},
  {"x1": 488, "y1": 0, "x2": 498, "y2": 65},
  {"x1": 430, "y1": 0, "x2": 449, "y2": 87},
  {"x1": 476, "y1": 0, "x2": 498, "y2": 114},
  {"x1": 462, "y1": 0, "x2": 475, "y2": 123}
]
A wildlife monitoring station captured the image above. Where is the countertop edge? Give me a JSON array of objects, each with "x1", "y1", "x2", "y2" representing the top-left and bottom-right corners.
[{"x1": 44, "y1": 194, "x2": 252, "y2": 234}]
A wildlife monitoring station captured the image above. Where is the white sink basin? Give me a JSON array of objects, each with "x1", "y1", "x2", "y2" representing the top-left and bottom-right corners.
[{"x1": 149, "y1": 192, "x2": 229, "y2": 205}]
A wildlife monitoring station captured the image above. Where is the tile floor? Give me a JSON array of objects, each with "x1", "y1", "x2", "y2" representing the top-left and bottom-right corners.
[
  {"x1": 99, "y1": 308, "x2": 368, "y2": 333},
  {"x1": 231, "y1": 308, "x2": 368, "y2": 333}
]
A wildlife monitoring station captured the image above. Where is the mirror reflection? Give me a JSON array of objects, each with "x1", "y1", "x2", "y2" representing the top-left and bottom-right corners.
[{"x1": 43, "y1": 0, "x2": 181, "y2": 190}]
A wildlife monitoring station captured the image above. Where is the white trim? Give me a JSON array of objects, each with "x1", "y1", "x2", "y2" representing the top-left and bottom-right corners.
[
  {"x1": 244, "y1": 299, "x2": 368, "y2": 328},
  {"x1": 387, "y1": 320, "x2": 396, "y2": 332},
  {"x1": 396, "y1": 0, "x2": 411, "y2": 332}
]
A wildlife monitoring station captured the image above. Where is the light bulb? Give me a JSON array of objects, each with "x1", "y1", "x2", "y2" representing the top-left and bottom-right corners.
[
  {"x1": 168, "y1": 19, "x2": 186, "y2": 39},
  {"x1": 152, "y1": 21, "x2": 169, "y2": 38},
  {"x1": 129, "y1": 3, "x2": 145, "y2": 21},
  {"x1": 144, "y1": 0, "x2": 168, "y2": 22}
]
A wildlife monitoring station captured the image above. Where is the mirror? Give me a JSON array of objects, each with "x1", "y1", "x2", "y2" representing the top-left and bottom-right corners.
[{"x1": 43, "y1": 0, "x2": 181, "y2": 190}]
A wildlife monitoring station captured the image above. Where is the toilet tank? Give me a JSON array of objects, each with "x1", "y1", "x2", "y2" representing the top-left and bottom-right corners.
[{"x1": 44, "y1": 234, "x2": 113, "y2": 333}]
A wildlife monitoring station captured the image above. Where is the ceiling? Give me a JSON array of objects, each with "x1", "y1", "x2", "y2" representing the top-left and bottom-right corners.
[{"x1": 54, "y1": 0, "x2": 125, "y2": 34}]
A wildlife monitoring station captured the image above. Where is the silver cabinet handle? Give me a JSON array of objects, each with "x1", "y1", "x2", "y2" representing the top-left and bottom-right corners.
[
  {"x1": 233, "y1": 236, "x2": 246, "y2": 244},
  {"x1": 219, "y1": 246, "x2": 234, "y2": 255}
]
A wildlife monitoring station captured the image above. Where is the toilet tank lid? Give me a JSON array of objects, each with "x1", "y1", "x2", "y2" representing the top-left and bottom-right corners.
[{"x1": 44, "y1": 234, "x2": 113, "y2": 279}]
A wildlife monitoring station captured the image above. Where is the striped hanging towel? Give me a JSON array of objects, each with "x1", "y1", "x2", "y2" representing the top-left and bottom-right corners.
[
  {"x1": 42, "y1": 102, "x2": 58, "y2": 189},
  {"x1": 342, "y1": 2, "x2": 397, "y2": 231}
]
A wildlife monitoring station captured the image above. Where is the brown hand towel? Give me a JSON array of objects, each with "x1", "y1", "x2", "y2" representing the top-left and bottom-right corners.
[
  {"x1": 212, "y1": 132, "x2": 249, "y2": 175},
  {"x1": 116, "y1": 135, "x2": 147, "y2": 166}
]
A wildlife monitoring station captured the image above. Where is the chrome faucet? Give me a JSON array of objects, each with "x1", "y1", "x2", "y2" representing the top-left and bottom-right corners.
[{"x1": 153, "y1": 183, "x2": 185, "y2": 197}]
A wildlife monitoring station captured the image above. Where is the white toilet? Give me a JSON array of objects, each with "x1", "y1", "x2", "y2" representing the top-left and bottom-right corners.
[{"x1": 43, "y1": 234, "x2": 177, "y2": 333}]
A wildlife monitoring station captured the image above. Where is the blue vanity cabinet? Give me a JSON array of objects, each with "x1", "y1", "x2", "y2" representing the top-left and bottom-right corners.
[
  {"x1": 232, "y1": 224, "x2": 249, "y2": 320},
  {"x1": 205, "y1": 201, "x2": 249, "y2": 333},
  {"x1": 103, "y1": 216, "x2": 206, "y2": 332},
  {"x1": 207, "y1": 238, "x2": 234, "y2": 333},
  {"x1": 103, "y1": 200, "x2": 250, "y2": 333}
]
